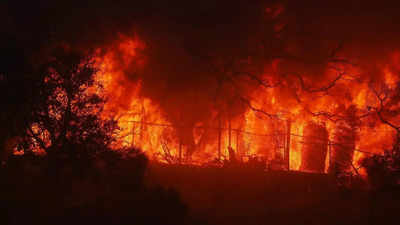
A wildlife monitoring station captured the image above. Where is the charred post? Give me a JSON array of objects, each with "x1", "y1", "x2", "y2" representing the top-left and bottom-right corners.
[
  {"x1": 285, "y1": 119, "x2": 291, "y2": 170},
  {"x1": 131, "y1": 122, "x2": 135, "y2": 147},
  {"x1": 236, "y1": 130, "x2": 240, "y2": 161},
  {"x1": 218, "y1": 116, "x2": 221, "y2": 161},
  {"x1": 179, "y1": 140, "x2": 182, "y2": 163},
  {"x1": 228, "y1": 118, "x2": 232, "y2": 148}
]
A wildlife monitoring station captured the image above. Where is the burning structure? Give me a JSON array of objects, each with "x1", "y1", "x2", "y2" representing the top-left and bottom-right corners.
[
  {"x1": 91, "y1": 30, "x2": 398, "y2": 174},
  {"x1": 4, "y1": 2, "x2": 400, "y2": 225},
  {"x1": 3, "y1": 0, "x2": 400, "y2": 175}
]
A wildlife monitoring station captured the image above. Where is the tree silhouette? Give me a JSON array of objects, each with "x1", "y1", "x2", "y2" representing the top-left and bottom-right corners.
[
  {"x1": 361, "y1": 81, "x2": 400, "y2": 190},
  {"x1": 22, "y1": 47, "x2": 118, "y2": 162},
  {"x1": 0, "y1": 36, "x2": 40, "y2": 163}
]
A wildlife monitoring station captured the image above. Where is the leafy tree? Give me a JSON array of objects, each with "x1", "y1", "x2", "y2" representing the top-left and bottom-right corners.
[{"x1": 22, "y1": 48, "x2": 118, "y2": 162}]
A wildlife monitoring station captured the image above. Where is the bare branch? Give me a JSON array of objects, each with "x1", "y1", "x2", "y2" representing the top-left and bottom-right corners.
[
  {"x1": 294, "y1": 71, "x2": 345, "y2": 93},
  {"x1": 239, "y1": 96, "x2": 279, "y2": 119},
  {"x1": 232, "y1": 71, "x2": 282, "y2": 89}
]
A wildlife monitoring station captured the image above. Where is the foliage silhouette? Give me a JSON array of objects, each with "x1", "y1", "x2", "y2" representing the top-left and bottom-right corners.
[
  {"x1": 24, "y1": 48, "x2": 118, "y2": 157},
  {"x1": 361, "y1": 139, "x2": 400, "y2": 190},
  {"x1": 0, "y1": 45, "x2": 189, "y2": 225}
]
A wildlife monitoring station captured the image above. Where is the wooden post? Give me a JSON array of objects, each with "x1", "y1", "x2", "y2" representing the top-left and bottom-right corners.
[
  {"x1": 236, "y1": 130, "x2": 240, "y2": 161},
  {"x1": 140, "y1": 104, "x2": 145, "y2": 141},
  {"x1": 328, "y1": 141, "x2": 332, "y2": 172},
  {"x1": 131, "y1": 122, "x2": 135, "y2": 148},
  {"x1": 218, "y1": 117, "x2": 221, "y2": 161},
  {"x1": 285, "y1": 119, "x2": 291, "y2": 170},
  {"x1": 179, "y1": 140, "x2": 182, "y2": 163},
  {"x1": 228, "y1": 118, "x2": 232, "y2": 148}
]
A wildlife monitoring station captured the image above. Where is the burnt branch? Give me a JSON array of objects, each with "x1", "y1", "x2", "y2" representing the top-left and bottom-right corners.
[
  {"x1": 295, "y1": 70, "x2": 345, "y2": 93},
  {"x1": 304, "y1": 109, "x2": 345, "y2": 123},
  {"x1": 224, "y1": 71, "x2": 281, "y2": 119},
  {"x1": 371, "y1": 86, "x2": 400, "y2": 134},
  {"x1": 232, "y1": 71, "x2": 282, "y2": 89},
  {"x1": 239, "y1": 96, "x2": 279, "y2": 119},
  {"x1": 305, "y1": 107, "x2": 372, "y2": 124}
]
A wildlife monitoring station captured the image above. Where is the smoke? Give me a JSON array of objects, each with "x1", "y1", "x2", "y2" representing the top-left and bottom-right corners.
[{"x1": 5, "y1": 0, "x2": 400, "y2": 154}]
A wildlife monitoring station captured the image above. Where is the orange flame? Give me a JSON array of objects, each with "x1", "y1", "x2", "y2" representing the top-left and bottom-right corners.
[{"x1": 94, "y1": 35, "x2": 399, "y2": 174}]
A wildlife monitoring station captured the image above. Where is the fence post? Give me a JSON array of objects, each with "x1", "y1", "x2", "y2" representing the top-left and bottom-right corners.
[
  {"x1": 218, "y1": 116, "x2": 221, "y2": 161},
  {"x1": 285, "y1": 119, "x2": 291, "y2": 170}
]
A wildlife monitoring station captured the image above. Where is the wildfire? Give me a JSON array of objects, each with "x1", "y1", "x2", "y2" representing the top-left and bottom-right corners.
[{"x1": 93, "y1": 34, "x2": 399, "y2": 175}]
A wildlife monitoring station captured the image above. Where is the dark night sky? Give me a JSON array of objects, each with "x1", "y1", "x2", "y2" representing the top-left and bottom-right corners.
[
  {"x1": 3, "y1": 0, "x2": 400, "y2": 130},
  {"x1": 3, "y1": 0, "x2": 400, "y2": 58}
]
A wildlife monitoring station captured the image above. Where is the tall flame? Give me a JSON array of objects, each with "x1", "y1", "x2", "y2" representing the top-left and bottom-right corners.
[{"x1": 94, "y1": 35, "x2": 399, "y2": 174}]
